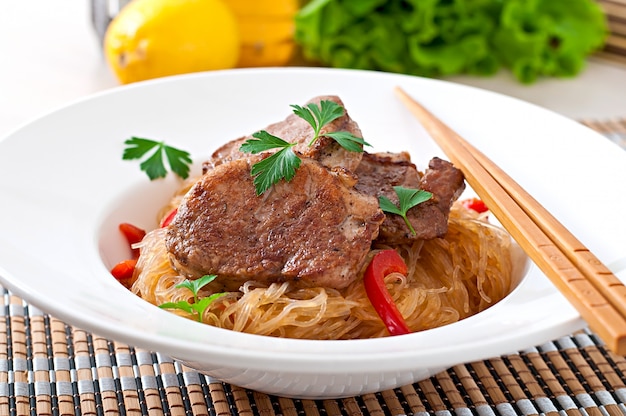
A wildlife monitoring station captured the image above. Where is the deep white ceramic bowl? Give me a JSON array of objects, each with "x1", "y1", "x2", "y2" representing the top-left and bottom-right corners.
[{"x1": 0, "y1": 68, "x2": 624, "y2": 399}]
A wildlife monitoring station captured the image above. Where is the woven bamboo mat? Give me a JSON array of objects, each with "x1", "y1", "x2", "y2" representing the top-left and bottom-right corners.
[
  {"x1": 597, "y1": 0, "x2": 626, "y2": 64},
  {"x1": 0, "y1": 121, "x2": 625, "y2": 416}
]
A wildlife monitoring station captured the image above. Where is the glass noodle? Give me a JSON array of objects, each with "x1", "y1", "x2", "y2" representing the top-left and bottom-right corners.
[{"x1": 131, "y1": 181, "x2": 514, "y2": 339}]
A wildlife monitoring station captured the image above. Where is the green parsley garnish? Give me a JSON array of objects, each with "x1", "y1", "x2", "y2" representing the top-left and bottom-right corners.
[
  {"x1": 123, "y1": 137, "x2": 192, "y2": 180},
  {"x1": 322, "y1": 130, "x2": 370, "y2": 153},
  {"x1": 378, "y1": 186, "x2": 433, "y2": 236},
  {"x1": 240, "y1": 100, "x2": 370, "y2": 195},
  {"x1": 159, "y1": 275, "x2": 225, "y2": 323},
  {"x1": 291, "y1": 100, "x2": 370, "y2": 150},
  {"x1": 239, "y1": 131, "x2": 301, "y2": 196},
  {"x1": 291, "y1": 100, "x2": 344, "y2": 146}
]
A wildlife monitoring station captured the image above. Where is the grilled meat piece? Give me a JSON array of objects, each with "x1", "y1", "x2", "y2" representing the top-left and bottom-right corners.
[
  {"x1": 355, "y1": 152, "x2": 465, "y2": 244},
  {"x1": 203, "y1": 95, "x2": 364, "y2": 173},
  {"x1": 165, "y1": 156, "x2": 385, "y2": 290}
]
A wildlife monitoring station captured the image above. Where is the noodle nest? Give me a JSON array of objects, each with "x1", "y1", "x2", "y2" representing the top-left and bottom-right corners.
[{"x1": 131, "y1": 203, "x2": 515, "y2": 340}]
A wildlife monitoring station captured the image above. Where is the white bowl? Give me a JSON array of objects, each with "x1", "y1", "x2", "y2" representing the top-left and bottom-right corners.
[{"x1": 0, "y1": 68, "x2": 624, "y2": 399}]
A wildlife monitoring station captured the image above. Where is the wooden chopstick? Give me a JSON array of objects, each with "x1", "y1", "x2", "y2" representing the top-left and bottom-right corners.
[{"x1": 394, "y1": 86, "x2": 626, "y2": 355}]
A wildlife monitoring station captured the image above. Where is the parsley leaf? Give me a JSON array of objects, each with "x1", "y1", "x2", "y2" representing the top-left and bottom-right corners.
[
  {"x1": 175, "y1": 274, "x2": 217, "y2": 302},
  {"x1": 239, "y1": 130, "x2": 293, "y2": 154},
  {"x1": 123, "y1": 137, "x2": 192, "y2": 180},
  {"x1": 250, "y1": 148, "x2": 301, "y2": 195},
  {"x1": 291, "y1": 100, "x2": 365, "y2": 147},
  {"x1": 159, "y1": 275, "x2": 225, "y2": 323},
  {"x1": 291, "y1": 100, "x2": 344, "y2": 144},
  {"x1": 324, "y1": 131, "x2": 371, "y2": 152},
  {"x1": 240, "y1": 131, "x2": 301, "y2": 195},
  {"x1": 378, "y1": 186, "x2": 433, "y2": 235}
]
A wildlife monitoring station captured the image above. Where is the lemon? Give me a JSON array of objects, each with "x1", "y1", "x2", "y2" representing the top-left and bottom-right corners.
[
  {"x1": 227, "y1": 0, "x2": 299, "y2": 67},
  {"x1": 104, "y1": 0, "x2": 240, "y2": 84}
]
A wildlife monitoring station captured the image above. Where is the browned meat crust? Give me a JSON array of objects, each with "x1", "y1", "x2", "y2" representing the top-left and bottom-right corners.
[
  {"x1": 165, "y1": 157, "x2": 385, "y2": 290},
  {"x1": 355, "y1": 152, "x2": 465, "y2": 244},
  {"x1": 203, "y1": 95, "x2": 364, "y2": 173},
  {"x1": 165, "y1": 95, "x2": 466, "y2": 290}
]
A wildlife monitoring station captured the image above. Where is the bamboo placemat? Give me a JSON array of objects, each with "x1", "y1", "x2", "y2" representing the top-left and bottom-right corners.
[
  {"x1": 0, "y1": 120, "x2": 624, "y2": 416},
  {"x1": 597, "y1": 0, "x2": 626, "y2": 64}
]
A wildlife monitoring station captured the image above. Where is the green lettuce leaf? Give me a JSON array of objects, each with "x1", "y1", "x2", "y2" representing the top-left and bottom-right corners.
[{"x1": 294, "y1": 0, "x2": 608, "y2": 83}]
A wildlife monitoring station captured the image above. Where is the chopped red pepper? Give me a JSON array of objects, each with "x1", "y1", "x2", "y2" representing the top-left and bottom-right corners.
[
  {"x1": 119, "y1": 222, "x2": 146, "y2": 245},
  {"x1": 110, "y1": 259, "x2": 137, "y2": 288},
  {"x1": 119, "y1": 223, "x2": 146, "y2": 258},
  {"x1": 112, "y1": 223, "x2": 145, "y2": 287},
  {"x1": 461, "y1": 197, "x2": 489, "y2": 214},
  {"x1": 159, "y1": 208, "x2": 178, "y2": 228},
  {"x1": 363, "y1": 249, "x2": 411, "y2": 336}
]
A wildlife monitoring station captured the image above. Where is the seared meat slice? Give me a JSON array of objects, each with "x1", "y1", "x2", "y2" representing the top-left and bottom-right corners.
[
  {"x1": 204, "y1": 95, "x2": 364, "y2": 173},
  {"x1": 355, "y1": 153, "x2": 465, "y2": 244},
  {"x1": 166, "y1": 157, "x2": 385, "y2": 290}
]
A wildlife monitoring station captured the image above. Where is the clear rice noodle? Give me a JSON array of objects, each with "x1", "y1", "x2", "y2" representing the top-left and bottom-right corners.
[{"x1": 130, "y1": 177, "x2": 515, "y2": 340}]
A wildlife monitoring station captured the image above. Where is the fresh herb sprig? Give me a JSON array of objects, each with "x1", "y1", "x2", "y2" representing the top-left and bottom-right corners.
[
  {"x1": 240, "y1": 100, "x2": 370, "y2": 195},
  {"x1": 291, "y1": 99, "x2": 370, "y2": 151},
  {"x1": 291, "y1": 100, "x2": 341, "y2": 145},
  {"x1": 123, "y1": 137, "x2": 192, "y2": 180},
  {"x1": 378, "y1": 186, "x2": 433, "y2": 235},
  {"x1": 239, "y1": 131, "x2": 301, "y2": 195},
  {"x1": 159, "y1": 275, "x2": 225, "y2": 323}
]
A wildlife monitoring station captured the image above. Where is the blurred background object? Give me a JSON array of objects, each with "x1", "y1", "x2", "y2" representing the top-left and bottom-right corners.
[
  {"x1": 2, "y1": 0, "x2": 626, "y2": 140},
  {"x1": 93, "y1": 0, "x2": 298, "y2": 84},
  {"x1": 91, "y1": 0, "x2": 131, "y2": 44},
  {"x1": 595, "y1": 0, "x2": 626, "y2": 63},
  {"x1": 92, "y1": 0, "x2": 617, "y2": 85},
  {"x1": 228, "y1": 0, "x2": 299, "y2": 68},
  {"x1": 103, "y1": 0, "x2": 240, "y2": 84},
  {"x1": 295, "y1": 0, "x2": 608, "y2": 84}
]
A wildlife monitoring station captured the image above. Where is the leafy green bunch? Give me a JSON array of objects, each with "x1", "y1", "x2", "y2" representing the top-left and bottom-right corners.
[{"x1": 295, "y1": 0, "x2": 607, "y2": 83}]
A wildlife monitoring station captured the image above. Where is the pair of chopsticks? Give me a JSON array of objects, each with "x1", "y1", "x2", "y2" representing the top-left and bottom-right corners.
[{"x1": 394, "y1": 87, "x2": 626, "y2": 355}]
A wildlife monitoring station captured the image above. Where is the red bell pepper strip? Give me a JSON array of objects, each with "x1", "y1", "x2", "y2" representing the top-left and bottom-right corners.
[
  {"x1": 110, "y1": 259, "x2": 137, "y2": 288},
  {"x1": 461, "y1": 197, "x2": 488, "y2": 214},
  {"x1": 363, "y1": 249, "x2": 411, "y2": 336},
  {"x1": 112, "y1": 223, "x2": 145, "y2": 287},
  {"x1": 119, "y1": 223, "x2": 146, "y2": 259},
  {"x1": 159, "y1": 207, "x2": 178, "y2": 228}
]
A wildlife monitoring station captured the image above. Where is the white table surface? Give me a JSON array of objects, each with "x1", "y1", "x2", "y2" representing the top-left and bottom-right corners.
[{"x1": 2, "y1": 1, "x2": 626, "y2": 140}]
